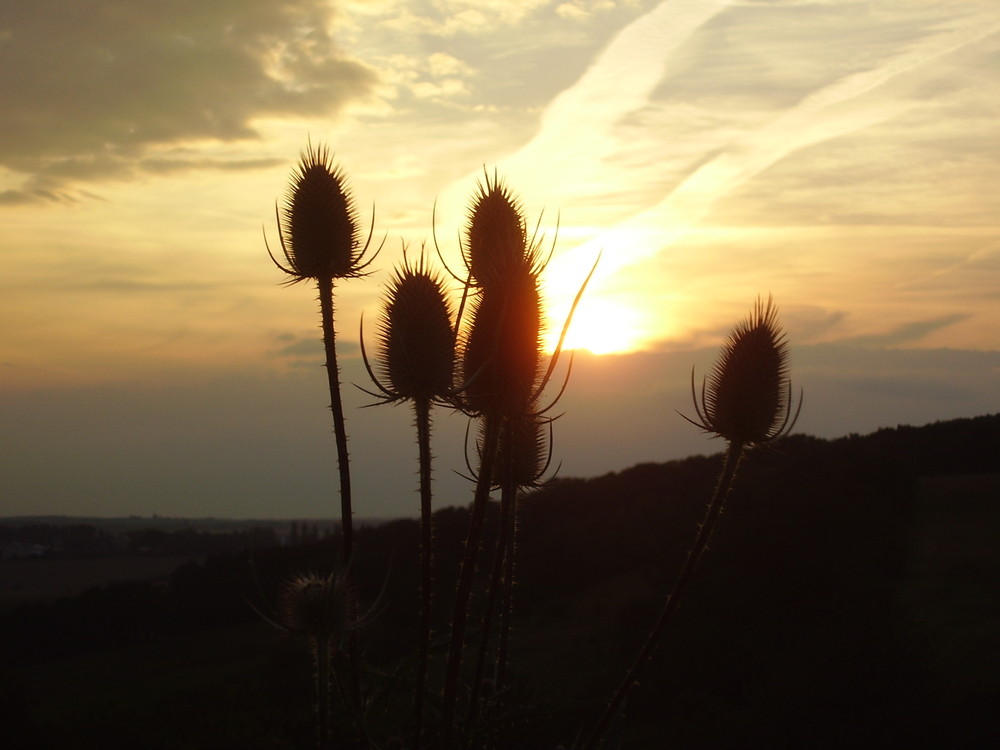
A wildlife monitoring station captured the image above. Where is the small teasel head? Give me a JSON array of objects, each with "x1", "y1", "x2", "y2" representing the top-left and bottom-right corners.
[
  {"x1": 268, "y1": 141, "x2": 376, "y2": 281},
  {"x1": 490, "y1": 412, "x2": 553, "y2": 490},
  {"x1": 460, "y1": 264, "x2": 543, "y2": 419},
  {"x1": 685, "y1": 295, "x2": 801, "y2": 447},
  {"x1": 278, "y1": 571, "x2": 351, "y2": 642},
  {"x1": 463, "y1": 170, "x2": 539, "y2": 287},
  {"x1": 364, "y1": 245, "x2": 456, "y2": 404}
]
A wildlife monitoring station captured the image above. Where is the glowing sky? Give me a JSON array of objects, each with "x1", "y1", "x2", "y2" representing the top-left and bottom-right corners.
[{"x1": 1, "y1": 0, "x2": 998, "y2": 518}]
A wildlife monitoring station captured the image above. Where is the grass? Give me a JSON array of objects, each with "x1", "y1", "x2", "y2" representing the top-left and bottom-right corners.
[
  {"x1": 0, "y1": 555, "x2": 200, "y2": 612},
  {"x1": 5, "y1": 467, "x2": 999, "y2": 747},
  {"x1": 8, "y1": 620, "x2": 310, "y2": 749},
  {"x1": 902, "y1": 473, "x2": 1000, "y2": 713}
]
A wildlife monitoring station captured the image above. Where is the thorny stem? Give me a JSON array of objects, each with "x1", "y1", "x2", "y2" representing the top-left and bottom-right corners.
[
  {"x1": 441, "y1": 414, "x2": 502, "y2": 747},
  {"x1": 465, "y1": 522, "x2": 503, "y2": 731},
  {"x1": 465, "y1": 420, "x2": 515, "y2": 732},
  {"x1": 317, "y1": 275, "x2": 364, "y2": 728},
  {"x1": 315, "y1": 636, "x2": 332, "y2": 750},
  {"x1": 414, "y1": 396, "x2": 434, "y2": 749},
  {"x1": 582, "y1": 440, "x2": 746, "y2": 750},
  {"x1": 495, "y1": 462, "x2": 518, "y2": 697}
]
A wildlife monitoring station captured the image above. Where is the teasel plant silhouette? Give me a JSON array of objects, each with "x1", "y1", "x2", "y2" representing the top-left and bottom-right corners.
[
  {"x1": 464, "y1": 410, "x2": 556, "y2": 737},
  {"x1": 436, "y1": 171, "x2": 596, "y2": 747},
  {"x1": 358, "y1": 243, "x2": 457, "y2": 749},
  {"x1": 276, "y1": 571, "x2": 353, "y2": 750},
  {"x1": 266, "y1": 141, "x2": 381, "y2": 727},
  {"x1": 581, "y1": 295, "x2": 802, "y2": 750}
]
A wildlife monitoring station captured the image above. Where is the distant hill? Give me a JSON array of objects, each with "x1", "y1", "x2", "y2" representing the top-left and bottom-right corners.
[{"x1": 2, "y1": 414, "x2": 998, "y2": 748}]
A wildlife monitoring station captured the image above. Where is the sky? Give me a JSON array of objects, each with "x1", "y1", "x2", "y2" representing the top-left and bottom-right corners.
[{"x1": 1, "y1": 0, "x2": 998, "y2": 520}]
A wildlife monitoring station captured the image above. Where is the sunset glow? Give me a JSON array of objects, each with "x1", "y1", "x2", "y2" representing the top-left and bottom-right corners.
[
  {"x1": 2, "y1": 0, "x2": 998, "y2": 518},
  {"x1": 547, "y1": 296, "x2": 649, "y2": 356}
]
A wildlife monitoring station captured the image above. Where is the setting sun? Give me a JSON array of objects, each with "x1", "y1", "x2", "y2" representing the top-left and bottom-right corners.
[{"x1": 546, "y1": 296, "x2": 647, "y2": 355}]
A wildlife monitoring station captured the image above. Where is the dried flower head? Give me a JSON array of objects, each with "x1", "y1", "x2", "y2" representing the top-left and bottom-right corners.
[
  {"x1": 268, "y1": 142, "x2": 376, "y2": 281},
  {"x1": 686, "y1": 295, "x2": 801, "y2": 446},
  {"x1": 278, "y1": 571, "x2": 350, "y2": 641},
  {"x1": 461, "y1": 265, "x2": 543, "y2": 419},
  {"x1": 490, "y1": 412, "x2": 552, "y2": 490},
  {"x1": 364, "y1": 247, "x2": 455, "y2": 404},
  {"x1": 463, "y1": 171, "x2": 539, "y2": 286}
]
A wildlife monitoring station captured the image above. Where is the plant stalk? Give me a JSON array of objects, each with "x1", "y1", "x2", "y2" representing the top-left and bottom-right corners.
[
  {"x1": 582, "y1": 440, "x2": 746, "y2": 750},
  {"x1": 414, "y1": 396, "x2": 434, "y2": 748},
  {"x1": 317, "y1": 275, "x2": 364, "y2": 727},
  {"x1": 315, "y1": 636, "x2": 333, "y2": 750},
  {"x1": 441, "y1": 414, "x2": 502, "y2": 746},
  {"x1": 465, "y1": 421, "x2": 515, "y2": 730},
  {"x1": 495, "y1": 468, "x2": 518, "y2": 696}
]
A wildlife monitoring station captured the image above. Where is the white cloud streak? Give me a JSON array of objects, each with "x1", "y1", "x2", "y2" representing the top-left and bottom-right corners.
[{"x1": 542, "y1": 1, "x2": 1000, "y2": 281}]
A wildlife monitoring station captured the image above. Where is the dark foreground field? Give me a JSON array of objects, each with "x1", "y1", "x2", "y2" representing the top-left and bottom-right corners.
[{"x1": 2, "y1": 415, "x2": 998, "y2": 748}]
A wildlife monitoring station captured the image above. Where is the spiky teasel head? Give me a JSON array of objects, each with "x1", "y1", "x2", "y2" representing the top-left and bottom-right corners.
[
  {"x1": 463, "y1": 170, "x2": 541, "y2": 287},
  {"x1": 364, "y1": 246, "x2": 456, "y2": 404},
  {"x1": 268, "y1": 141, "x2": 377, "y2": 281},
  {"x1": 685, "y1": 295, "x2": 801, "y2": 447},
  {"x1": 487, "y1": 412, "x2": 553, "y2": 490},
  {"x1": 461, "y1": 264, "x2": 543, "y2": 420},
  {"x1": 278, "y1": 571, "x2": 351, "y2": 642}
]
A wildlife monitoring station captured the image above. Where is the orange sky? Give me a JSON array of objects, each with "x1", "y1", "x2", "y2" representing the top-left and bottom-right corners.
[{"x1": 1, "y1": 0, "x2": 998, "y2": 518}]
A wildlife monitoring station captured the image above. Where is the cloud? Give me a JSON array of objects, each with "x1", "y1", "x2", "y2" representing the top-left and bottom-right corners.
[
  {"x1": 271, "y1": 331, "x2": 359, "y2": 366},
  {"x1": 354, "y1": 0, "x2": 552, "y2": 37},
  {"x1": 496, "y1": 0, "x2": 735, "y2": 202},
  {"x1": 548, "y1": 0, "x2": 1000, "y2": 281},
  {"x1": 832, "y1": 314, "x2": 971, "y2": 349},
  {"x1": 0, "y1": 0, "x2": 375, "y2": 201},
  {"x1": 558, "y1": 1, "x2": 624, "y2": 21},
  {"x1": 372, "y1": 51, "x2": 476, "y2": 106},
  {"x1": 416, "y1": 0, "x2": 996, "y2": 329}
]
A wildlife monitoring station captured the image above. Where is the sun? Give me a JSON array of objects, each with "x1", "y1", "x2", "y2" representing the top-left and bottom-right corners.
[{"x1": 546, "y1": 297, "x2": 646, "y2": 355}]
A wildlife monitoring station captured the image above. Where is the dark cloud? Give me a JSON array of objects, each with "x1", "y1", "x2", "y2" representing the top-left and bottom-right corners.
[
  {"x1": 271, "y1": 332, "x2": 359, "y2": 364},
  {"x1": 833, "y1": 314, "x2": 970, "y2": 348},
  {"x1": 276, "y1": 334, "x2": 324, "y2": 360},
  {"x1": 0, "y1": 0, "x2": 375, "y2": 200}
]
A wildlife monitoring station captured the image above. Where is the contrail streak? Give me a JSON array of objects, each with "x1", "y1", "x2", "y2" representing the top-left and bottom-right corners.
[{"x1": 548, "y1": 6, "x2": 1000, "y2": 282}]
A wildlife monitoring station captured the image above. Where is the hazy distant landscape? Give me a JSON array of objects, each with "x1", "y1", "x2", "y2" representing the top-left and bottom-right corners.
[{"x1": 2, "y1": 414, "x2": 997, "y2": 748}]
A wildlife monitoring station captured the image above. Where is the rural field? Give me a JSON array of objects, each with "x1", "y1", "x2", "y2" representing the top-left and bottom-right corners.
[{"x1": 0, "y1": 556, "x2": 199, "y2": 612}]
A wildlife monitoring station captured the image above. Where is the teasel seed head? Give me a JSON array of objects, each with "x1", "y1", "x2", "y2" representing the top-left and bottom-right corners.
[
  {"x1": 686, "y1": 295, "x2": 801, "y2": 447},
  {"x1": 371, "y1": 248, "x2": 456, "y2": 404},
  {"x1": 489, "y1": 412, "x2": 552, "y2": 490},
  {"x1": 463, "y1": 171, "x2": 537, "y2": 287},
  {"x1": 278, "y1": 571, "x2": 350, "y2": 642},
  {"x1": 269, "y1": 142, "x2": 375, "y2": 281},
  {"x1": 461, "y1": 265, "x2": 543, "y2": 419}
]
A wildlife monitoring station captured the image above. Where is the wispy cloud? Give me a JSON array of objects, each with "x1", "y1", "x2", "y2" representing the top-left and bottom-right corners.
[
  {"x1": 459, "y1": 0, "x2": 735, "y2": 212},
  {"x1": 832, "y1": 314, "x2": 971, "y2": 349},
  {"x1": 543, "y1": 0, "x2": 1000, "y2": 281}
]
